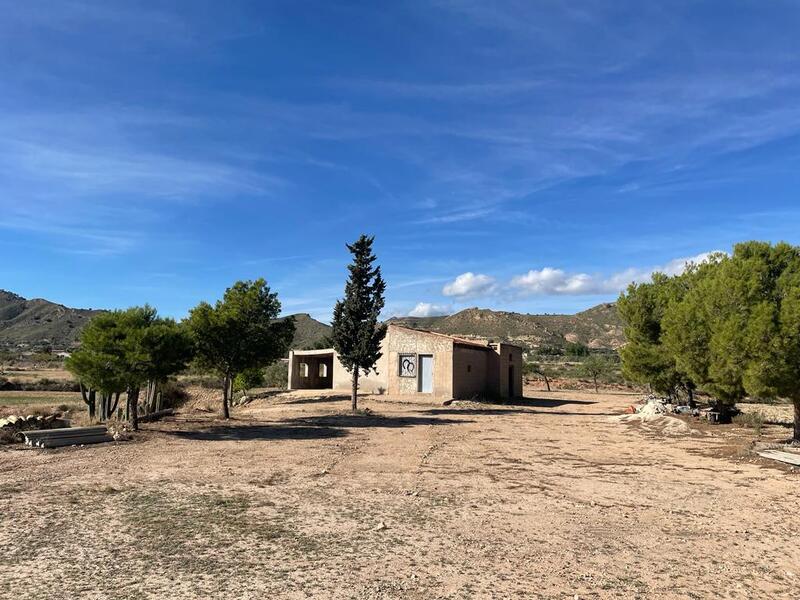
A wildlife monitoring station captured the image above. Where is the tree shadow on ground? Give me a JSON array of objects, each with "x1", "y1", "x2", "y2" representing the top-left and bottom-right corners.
[
  {"x1": 166, "y1": 423, "x2": 348, "y2": 442},
  {"x1": 507, "y1": 397, "x2": 599, "y2": 408},
  {"x1": 421, "y1": 408, "x2": 534, "y2": 416},
  {"x1": 280, "y1": 394, "x2": 351, "y2": 406},
  {"x1": 280, "y1": 413, "x2": 472, "y2": 429}
]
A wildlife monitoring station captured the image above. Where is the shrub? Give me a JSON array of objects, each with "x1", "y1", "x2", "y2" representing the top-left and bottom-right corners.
[
  {"x1": 733, "y1": 411, "x2": 764, "y2": 435},
  {"x1": 565, "y1": 342, "x2": 590, "y2": 357},
  {"x1": 263, "y1": 361, "x2": 288, "y2": 389},
  {"x1": 160, "y1": 380, "x2": 190, "y2": 409},
  {"x1": 234, "y1": 367, "x2": 265, "y2": 392}
]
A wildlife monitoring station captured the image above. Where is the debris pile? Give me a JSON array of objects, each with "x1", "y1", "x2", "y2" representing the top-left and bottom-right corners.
[
  {"x1": 0, "y1": 413, "x2": 71, "y2": 439},
  {"x1": 615, "y1": 396, "x2": 699, "y2": 436},
  {"x1": 22, "y1": 426, "x2": 113, "y2": 448}
]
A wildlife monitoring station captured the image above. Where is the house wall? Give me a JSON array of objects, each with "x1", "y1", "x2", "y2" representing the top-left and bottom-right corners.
[
  {"x1": 330, "y1": 351, "x2": 388, "y2": 394},
  {"x1": 494, "y1": 343, "x2": 524, "y2": 398},
  {"x1": 288, "y1": 327, "x2": 524, "y2": 401},
  {"x1": 452, "y1": 345, "x2": 492, "y2": 399},
  {"x1": 385, "y1": 326, "x2": 454, "y2": 401}
]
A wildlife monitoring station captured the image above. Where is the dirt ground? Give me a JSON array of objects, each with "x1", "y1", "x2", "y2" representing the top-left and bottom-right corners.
[{"x1": 1, "y1": 387, "x2": 798, "y2": 599}]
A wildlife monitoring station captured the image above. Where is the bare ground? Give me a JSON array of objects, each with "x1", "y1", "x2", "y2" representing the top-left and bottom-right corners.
[{"x1": 1, "y1": 387, "x2": 798, "y2": 599}]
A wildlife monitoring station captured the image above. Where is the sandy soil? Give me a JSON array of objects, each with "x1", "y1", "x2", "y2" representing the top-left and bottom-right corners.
[{"x1": 1, "y1": 387, "x2": 798, "y2": 599}]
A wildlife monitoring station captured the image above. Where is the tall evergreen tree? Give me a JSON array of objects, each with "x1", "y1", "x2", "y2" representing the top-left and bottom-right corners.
[{"x1": 332, "y1": 235, "x2": 387, "y2": 411}]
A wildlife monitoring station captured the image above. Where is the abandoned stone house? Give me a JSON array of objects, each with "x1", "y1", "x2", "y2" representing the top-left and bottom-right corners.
[{"x1": 288, "y1": 324, "x2": 523, "y2": 401}]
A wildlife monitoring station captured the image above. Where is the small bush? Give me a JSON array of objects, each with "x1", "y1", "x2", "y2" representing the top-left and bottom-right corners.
[
  {"x1": 733, "y1": 411, "x2": 764, "y2": 435},
  {"x1": 263, "y1": 361, "x2": 288, "y2": 389},
  {"x1": 234, "y1": 367, "x2": 265, "y2": 392},
  {"x1": 160, "y1": 380, "x2": 190, "y2": 409}
]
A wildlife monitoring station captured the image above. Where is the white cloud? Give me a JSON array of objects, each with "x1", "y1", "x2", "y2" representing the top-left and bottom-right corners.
[
  {"x1": 509, "y1": 251, "x2": 722, "y2": 296},
  {"x1": 442, "y1": 272, "x2": 497, "y2": 298},
  {"x1": 407, "y1": 302, "x2": 453, "y2": 317}
]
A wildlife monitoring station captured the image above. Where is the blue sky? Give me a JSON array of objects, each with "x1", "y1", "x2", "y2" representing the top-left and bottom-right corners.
[{"x1": 2, "y1": 1, "x2": 800, "y2": 322}]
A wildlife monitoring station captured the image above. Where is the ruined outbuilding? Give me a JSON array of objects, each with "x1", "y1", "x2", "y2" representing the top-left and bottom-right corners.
[{"x1": 288, "y1": 324, "x2": 523, "y2": 402}]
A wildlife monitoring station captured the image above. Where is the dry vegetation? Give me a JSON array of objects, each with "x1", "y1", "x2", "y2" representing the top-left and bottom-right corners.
[{"x1": 1, "y1": 384, "x2": 798, "y2": 599}]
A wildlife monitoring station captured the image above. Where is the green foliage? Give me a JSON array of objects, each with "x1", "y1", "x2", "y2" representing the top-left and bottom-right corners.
[
  {"x1": 533, "y1": 345, "x2": 563, "y2": 356},
  {"x1": 66, "y1": 306, "x2": 193, "y2": 423},
  {"x1": 234, "y1": 367, "x2": 265, "y2": 392},
  {"x1": 580, "y1": 354, "x2": 614, "y2": 392},
  {"x1": 304, "y1": 335, "x2": 333, "y2": 350},
  {"x1": 620, "y1": 240, "x2": 800, "y2": 440},
  {"x1": 618, "y1": 271, "x2": 698, "y2": 398},
  {"x1": 263, "y1": 361, "x2": 289, "y2": 388},
  {"x1": 564, "y1": 342, "x2": 590, "y2": 357},
  {"x1": 733, "y1": 411, "x2": 764, "y2": 435},
  {"x1": 331, "y1": 235, "x2": 387, "y2": 410},
  {"x1": 186, "y1": 279, "x2": 295, "y2": 417}
]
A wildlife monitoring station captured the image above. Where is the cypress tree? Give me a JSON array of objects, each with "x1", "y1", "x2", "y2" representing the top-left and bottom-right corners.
[{"x1": 332, "y1": 235, "x2": 387, "y2": 411}]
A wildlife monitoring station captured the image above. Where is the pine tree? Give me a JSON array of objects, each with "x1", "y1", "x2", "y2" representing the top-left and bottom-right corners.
[
  {"x1": 186, "y1": 279, "x2": 295, "y2": 419},
  {"x1": 332, "y1": 235, "x2": 387, "y2": 411}
]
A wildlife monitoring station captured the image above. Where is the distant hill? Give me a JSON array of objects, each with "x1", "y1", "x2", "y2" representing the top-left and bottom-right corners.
[
  {"x1": 0, "y1": 290, "x2": 334, "y2": 353},
  {"x1": 387, "y1": 302, "x2": 624, "y2": 350},
  {"x1": 0, "y1": 290, "x2": 103, "y2": 350},
  {"x1": 281, "y1": 313, "x2": 332, "y2": 350},
  {"x1": 0, "y1": 289, "x2": 623, "y2": 354}
]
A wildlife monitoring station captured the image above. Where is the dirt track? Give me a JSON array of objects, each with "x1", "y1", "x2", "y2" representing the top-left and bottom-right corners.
[{"x1": 1, "y1": 388, "x2": 797, "y2": 599}]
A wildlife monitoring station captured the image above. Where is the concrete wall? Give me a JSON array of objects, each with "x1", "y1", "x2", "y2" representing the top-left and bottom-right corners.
[
  {"x1": 288, "y1": 327, "x2": 524, "y2": 401},
  {"x1": 494, "y1": 343, "x2": 524, "y2": 398},
  {"x1": 288, "y1": 351, "x2": 334, "y2": 389},
  {"x1": 452, "y1": 345, "x2": 492, "y2": 399},
  {"x1": 384, "y1": 326, "x2": 454, "y2": 401},
  {"x1": 330, "y1": 351, "x2": 388, "y2": 394}
]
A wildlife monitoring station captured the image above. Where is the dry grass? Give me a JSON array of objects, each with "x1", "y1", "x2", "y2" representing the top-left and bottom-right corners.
[{"x1": 0, "y1": 387, "x2": 798, "y2": 599}]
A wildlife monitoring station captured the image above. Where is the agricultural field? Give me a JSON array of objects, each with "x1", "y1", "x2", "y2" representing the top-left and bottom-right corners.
[{"x1": 1, "y1": 385, "x2": 797, "y2": 599}]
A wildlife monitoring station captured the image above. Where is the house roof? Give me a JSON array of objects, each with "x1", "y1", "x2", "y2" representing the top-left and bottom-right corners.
[{"x1": 387, "y1": 323, "x2": 493, "y2": 350}]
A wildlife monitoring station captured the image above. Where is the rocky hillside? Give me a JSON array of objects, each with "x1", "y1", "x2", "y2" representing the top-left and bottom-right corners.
[
  {"x1": 0, "y1": 290, "x2": 103, "y2": 349},
  {"x1": 388, "y1": 302, "x2": 624, "y2": 350},
  {"x1": 0, "y1": 290, "x2": 334, "y2": 353},
  {"x1": 1, "y1": 288, "x2": 623, "y2": 353},
  {"x1": 281, "y1": 313, "x2": 332, "y2": 350}
]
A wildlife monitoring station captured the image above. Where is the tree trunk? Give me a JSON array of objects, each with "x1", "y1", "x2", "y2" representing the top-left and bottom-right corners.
[
  {"x1": 793, "y1": 398, "x2": 800, "y2": 444},
  {"x1": 687, "y1": 387, "x2": 696, "y2": 409},
  {"x1": 222, "y1": 374, "x2": 231, "y2": 419},
  {"x1": 543, "y1": 374, "x2": 551, "y2": 392},
  {"x1": 129, "y1": 387, "x2": 140, "y2": 431},
  {"x1": 593, "y1": 375, "x2": 598, "y2": 393},
  {"x1": 352, "y1": 369, "x2": 359, "y2": 411},
  {"x1": 109, "y1": 392, "x2": 120, "y2": 417},
  {"x1": 88, "y1": 389, "x2": 96, "y2": 421},
  {"x1": 80, "y1": 383, "x2": 97, "y2": 422}
]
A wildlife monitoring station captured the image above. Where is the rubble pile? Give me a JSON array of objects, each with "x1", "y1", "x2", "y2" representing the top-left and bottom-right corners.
[
  {"x1": 0, "y1": 413, "x2": 71, "y2": 443},
  {"x1": 615, "y1": 396, "x2": 699, "y2": 436}
]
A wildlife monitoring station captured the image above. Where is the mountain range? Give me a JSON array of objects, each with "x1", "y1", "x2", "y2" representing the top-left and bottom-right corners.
[
  {"x1": 0, "y1": 290, "x2": 624, "y2": 351},
  {"x1": 386, "y1": 303, "x2": 624, "y2": 350}
]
